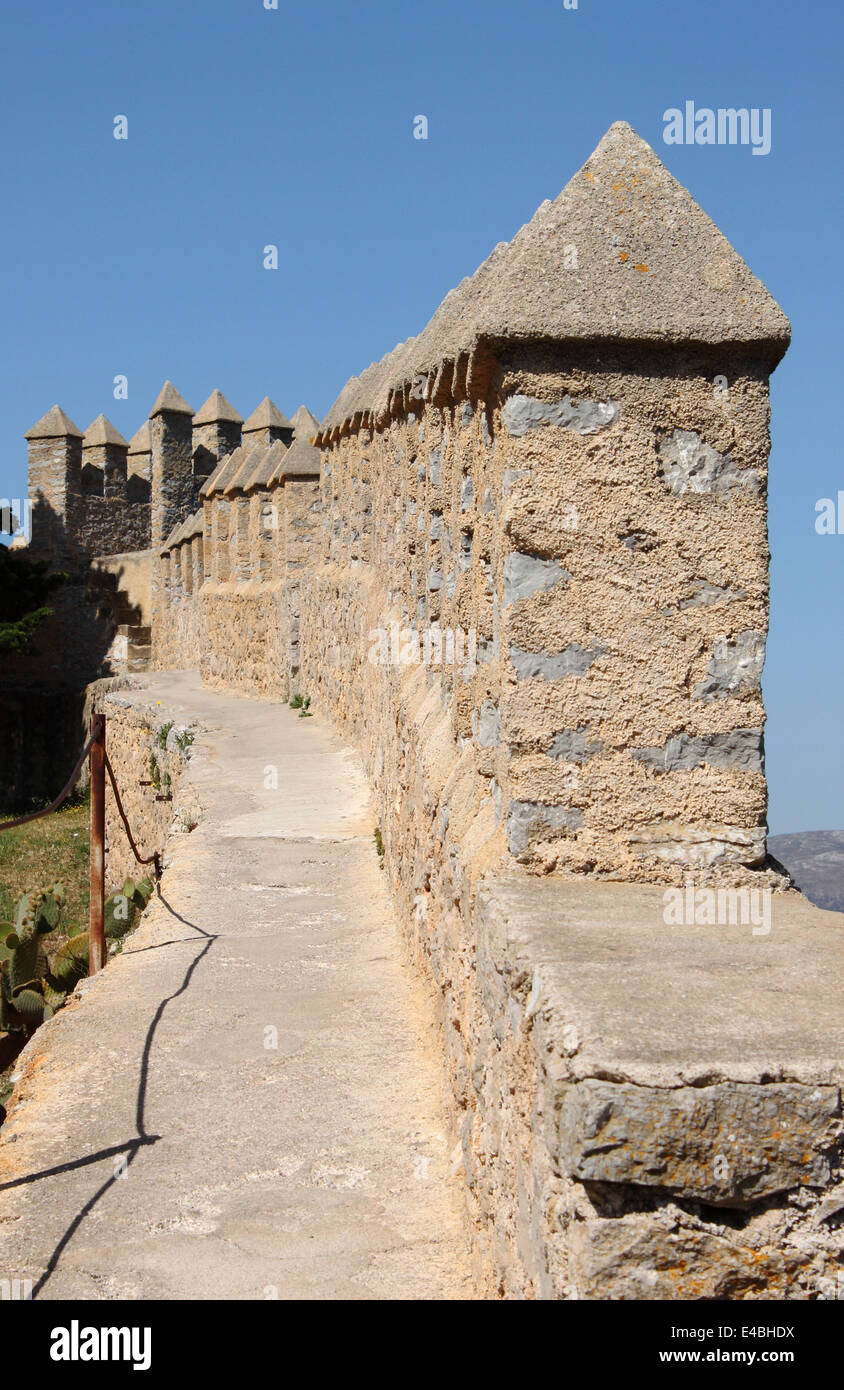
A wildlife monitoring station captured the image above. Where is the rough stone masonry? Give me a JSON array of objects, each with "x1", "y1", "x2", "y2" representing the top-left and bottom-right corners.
[{"x1": 15, "y1": 121, "x2": 844, "y2": 1298}]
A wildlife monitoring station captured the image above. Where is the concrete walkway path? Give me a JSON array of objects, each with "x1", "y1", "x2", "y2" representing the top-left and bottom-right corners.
[{"x1": 0, "y1": 672, "x2": 473, "y2": 1300}]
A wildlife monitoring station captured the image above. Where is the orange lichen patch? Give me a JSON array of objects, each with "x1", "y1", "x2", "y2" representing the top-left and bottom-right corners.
[
  {"x1": 618, "y1": 252, "x2": 629, "y2": 263},
  {"x1": 583, "y1": 170, "x2": 594, "y2": 180},
  {"x1": 613, "y1": 182, "x2": 624, "y2": 191},
  {"x1": 634, "y1": 264, "x2": 649, "y2": 273}
]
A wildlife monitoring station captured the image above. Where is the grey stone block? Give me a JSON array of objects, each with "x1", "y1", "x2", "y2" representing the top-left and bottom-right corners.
[
  {"x1": 507, "y1": 801, "x2": 584, "y2": 854},
  {"x1": 548, "y1": 726, "x2": 603, "y2": 763},
  {"x1": 560, "y1": 1078, "x2": 840, "y2": 1205},
  {"x1": 509, "y1": 643, "x2": 604, "y2": 680},
  {"x1": 478, "y1": 700, "x2": 501, "y2": 748},
  {"x1": 657, "y1": 429, "x2": 762, "y2": 496},
  {"x1": 632, "y1": 728, "x2": 763, "y2": 773},
  {"x1": 503, "y1": 552, "x2": 570, "y2": 604},
  {"x1": 502, "y1": 393, "x2": 619, "y2": 438},
  {"x1": 693, "y1": 631, "x2": 766, "y2": 700}
]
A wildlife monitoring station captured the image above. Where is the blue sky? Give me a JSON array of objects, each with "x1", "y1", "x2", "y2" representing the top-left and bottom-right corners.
[{"x1": 0, "y1": 0, "x2": 841, "y2": 834}]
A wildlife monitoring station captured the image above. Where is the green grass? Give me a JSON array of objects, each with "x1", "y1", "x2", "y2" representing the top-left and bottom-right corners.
[
  {"x1": 0, "y1": 801, "x2": 91, "y2": 943},
  {"x1": 0, "y1": 801, "x2": 94, "y2": 1116}
]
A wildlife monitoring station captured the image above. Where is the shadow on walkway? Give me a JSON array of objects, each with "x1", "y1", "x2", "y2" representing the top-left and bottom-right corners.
[{"x1": 0, "y1": 884, "x2": 216, "y2": 1298}]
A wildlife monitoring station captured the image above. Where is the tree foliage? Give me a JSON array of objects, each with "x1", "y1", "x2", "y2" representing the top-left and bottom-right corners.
[{"x1": 0, "y1": 546, "x2": 65, "y2": 653}]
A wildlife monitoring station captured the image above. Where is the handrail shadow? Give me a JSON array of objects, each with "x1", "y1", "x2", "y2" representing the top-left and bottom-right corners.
[{"x1": 0, "y1": 882, "x2": 217, "y2": 1299}]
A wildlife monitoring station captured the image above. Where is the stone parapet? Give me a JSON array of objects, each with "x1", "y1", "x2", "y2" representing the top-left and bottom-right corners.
[
  {"x1": 87, "y1": 681, "x2": 199, "y2": 888},
  {"x1": 467, "y1": 876, "x2": 843, "y2": 1298}
]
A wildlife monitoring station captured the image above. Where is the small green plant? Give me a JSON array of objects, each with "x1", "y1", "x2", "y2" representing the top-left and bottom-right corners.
[
  {"x1": 156, "y1": 721, "x2": 174, "y2": 750},
  {"x1": 174, "y1": 728, "x2": 194, "y2": 754},
  {"x1": 104, "y1": 877, "x2": 154, "y2": 944},
  {"x1": 289, "y1": 693, "x2": 313, "y2": 718},
  {"x1": 148, "y1": 750, "x2": 161, "y2": 791},
  {"x1": 374, "y1": 827, "x2": 385, "y2": 861}
]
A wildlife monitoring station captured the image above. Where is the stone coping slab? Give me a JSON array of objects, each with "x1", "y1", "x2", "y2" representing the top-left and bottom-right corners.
[{"x1": 476, "y1": 875, "x2": 844, "y2": 1089}]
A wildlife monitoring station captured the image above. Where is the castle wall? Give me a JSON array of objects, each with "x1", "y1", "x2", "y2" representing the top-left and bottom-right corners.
[
  {"x1": 154, "y1": 472, "x2": 321, "y2": 697},
  {"x1": 25, "y1": 127, "x2": 840, "y2": 1300},
  {"x1": 66, "y1": 491, "x2": 150, "y2": 558},
  {"x1": 292, "y1": 342, "x2": 828, "y2": 1298},
  {"x1": 85, "y1": 681, "x2": 197, "y2": 888},
  {"x1": 91, "y1": 550, "x2": 153, "y2": 628},
  {"x1": 303, "y1": 345, "x2": 772, "y2": 887}
]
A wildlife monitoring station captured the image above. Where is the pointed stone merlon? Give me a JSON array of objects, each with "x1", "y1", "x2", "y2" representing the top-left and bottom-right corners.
[
  {"x1": 83, "y1": 415, "x2": 129, "y2": 500},
  {"x1": 127, "y1": 423, "x2": 152, "y2": 504},
  {"x1": 148, "y1": 382, "x2": 195, "y2": 653},
  {"x1": 24, "y1": 405, "x2": 84, "y2": 557},
  {"x1": 148, "y1": 382, "x2": 195, "y2": 550},
  {"x1": 308, "y1": 121, "x2": 791, "y2": 878},
  {"x1": 291, "y1": 404, "x2": 320, "y2": 444},
  {"x1": 192, "y1": 389, "x2": 242, "y2": 482},
  {"x1": 242, "y1": 397, "x2": 293, "y2": 449}
]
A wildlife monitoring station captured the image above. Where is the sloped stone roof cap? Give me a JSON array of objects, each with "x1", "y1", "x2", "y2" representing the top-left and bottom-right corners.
[
  {"x1": 223, "y1": 444, "x2": 267, "y2": 496},
  {"x1": 268, "y1": 436, "x2": 321, "y2": 486},
  {"x1": 200, "y1": 446, "x2": 245, "y2": 498},
  {"x1": 244, "y1": 439, "x2": 287, "y2": 492},
  {"x1": 291, "y1": 404, "x2": 320, "y2": 441},
  {"x1": 127, "y1": 422, "x2": 151, "y2": 454},
  {"x1": 242, "y1": 397, "x2": 292, "y2": 432},
  {"x1": 319, "y1": 121, "x2": 791, "y2": 438},
  {"x1": 193, "y1": 389, "x2": 242, "y2": 426},
  {"x1": 25, "y1": 405, "x2": 83, "y2": 440},
  {"x1": 162, "y1": 519, "x2": 187, "y2": 553},
  {"x1": 182, "y1": 510, "x2": 204, "y2": 540},
  {"x1": 83, "y1": 414, "x2": 128, "y2": 448},
  {"x1": 149, "y1": 381, "x2": 194, "y2": 418}
]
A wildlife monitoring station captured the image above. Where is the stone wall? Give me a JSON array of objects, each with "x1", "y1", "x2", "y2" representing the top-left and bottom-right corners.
[
  {"x1": 290, "y1": 124, "x2": 843, "y2": 1296},
  {"x1": 25, "y1": 412, "x2": 151, "y2": 566},
  {"x1": 155, "y1": 448, "x2": 321, "y2": 699},
  {"x1": 306, "y1": 345, "x2": 775, "y2": 886},
  {"x1": 87, "y1": 682, "x2": 198, "y2": 888},
  {"x1": 67, "y1": 491, "x2": 150, "y2": 558},
  {"x1": 64, "y1": 123, "x2": 844, "y2": 1299},
  {"x1": 92, "y1": 550, "x2": 153, "y2": 628}
]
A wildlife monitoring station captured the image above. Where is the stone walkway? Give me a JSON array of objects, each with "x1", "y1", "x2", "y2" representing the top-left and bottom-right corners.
[{"x1": 0, "y1": 672, "x2": 473, "y2": 1300}]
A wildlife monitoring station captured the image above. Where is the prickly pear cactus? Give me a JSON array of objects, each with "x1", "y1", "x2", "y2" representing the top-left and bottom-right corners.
[
  {"x1": 0, "y1": 884, "x2": 67, "y2": 1033},
  {"x1": 105, "y1": 877, "x2": 154, "y2": 940},
  {"x1": 0, "y1": 876, "x2": 155, "y2": 1038}
]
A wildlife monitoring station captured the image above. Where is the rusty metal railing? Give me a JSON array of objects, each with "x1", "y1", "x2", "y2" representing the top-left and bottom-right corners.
[{"x1": 0, "y1": 715, "x2": 161, "y2": 975}]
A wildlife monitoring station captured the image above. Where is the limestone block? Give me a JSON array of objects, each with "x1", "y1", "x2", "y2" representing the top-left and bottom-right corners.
[{"x1": 560, "y1": 1078, "x2": 840, "y2": 1204}]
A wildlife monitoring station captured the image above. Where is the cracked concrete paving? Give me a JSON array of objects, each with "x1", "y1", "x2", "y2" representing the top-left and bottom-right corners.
[{"x1": 0, "y1": 671, "x2": 475, "y2": 1300}]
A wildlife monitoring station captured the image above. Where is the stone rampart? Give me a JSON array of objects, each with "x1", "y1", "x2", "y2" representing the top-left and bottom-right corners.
[
  {"x1": 291, "y1": 125, "x2": 842, "y2": 1295},
  {"x1": 87, "y1": 681, "x2": 198, "y2": 888},
  {"x1": 32, "y1": 123, "x2": 844, "y2": 1299}
]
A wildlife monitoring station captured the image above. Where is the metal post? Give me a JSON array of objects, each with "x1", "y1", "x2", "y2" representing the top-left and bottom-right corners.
[{"x1": 89, "y1": 713, "x2": 106, "y2": 974}]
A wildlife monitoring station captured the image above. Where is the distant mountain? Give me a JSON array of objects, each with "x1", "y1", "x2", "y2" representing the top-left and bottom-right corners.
[{"x1": 768, "y1": 831, "x2": 844, "y2": 915}]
